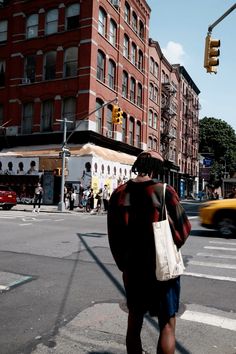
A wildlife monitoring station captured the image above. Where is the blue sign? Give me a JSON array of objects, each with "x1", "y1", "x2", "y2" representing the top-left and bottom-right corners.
[{"x1": 203, "y1": 158, "x2": 213, "y2": 167}]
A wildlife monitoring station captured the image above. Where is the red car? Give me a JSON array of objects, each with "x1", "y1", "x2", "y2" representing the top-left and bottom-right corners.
[{"x1": 0, "y1": 185, "x2": 17, "y2": 210}]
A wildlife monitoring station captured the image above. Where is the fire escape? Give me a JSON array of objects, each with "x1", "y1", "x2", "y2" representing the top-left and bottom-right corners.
[{"x1": 160, "y1": 81, "x2": 177, "y2": 160}]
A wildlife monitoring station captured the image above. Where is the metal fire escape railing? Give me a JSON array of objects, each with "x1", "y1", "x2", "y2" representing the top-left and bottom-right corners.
[{"x1": 160, "y1": 81, "x2": 177, "y2": 160}]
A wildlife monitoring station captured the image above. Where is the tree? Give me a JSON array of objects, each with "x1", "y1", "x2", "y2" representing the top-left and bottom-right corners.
[{"x1": 199, "y1": 117, "x2": 236, "y2": 185}]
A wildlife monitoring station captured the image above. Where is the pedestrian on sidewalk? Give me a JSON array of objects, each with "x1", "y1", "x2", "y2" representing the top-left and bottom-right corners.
[
  {"x1": 32, "y1": 182, "x2": 43, "y2": 213},
  {"x1": 107, "y1": 150, "x2": 191, "y2": 354},
  {"x1": 102, "y1": 184, "x2": 110, "y2": 212}
]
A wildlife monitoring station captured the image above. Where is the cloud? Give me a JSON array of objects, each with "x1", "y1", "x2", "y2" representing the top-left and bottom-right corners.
[{"x1": 162, "y1": 41, "x2": 185, "y2": 64}]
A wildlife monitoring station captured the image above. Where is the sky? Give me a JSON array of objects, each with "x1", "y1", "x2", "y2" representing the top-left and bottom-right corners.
[{"x1": 147, "y1": 0, "x2": 236, "y2": 133}]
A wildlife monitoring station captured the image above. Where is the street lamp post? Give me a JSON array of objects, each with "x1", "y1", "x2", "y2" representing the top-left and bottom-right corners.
[{"x1": 57, "y1": 117, "x2": 73, "y2": 212}]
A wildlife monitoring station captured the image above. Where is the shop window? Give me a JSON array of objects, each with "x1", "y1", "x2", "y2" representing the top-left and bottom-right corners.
[
  {"x1": 66, "y1": 3, "x2": 80, "y2": 30},
  {"x1": 26, "y1": 14, "x2": 38, "y2": 39},
  {"x1": 64, "y1": 47, "x2": 78, "y2": 77}
]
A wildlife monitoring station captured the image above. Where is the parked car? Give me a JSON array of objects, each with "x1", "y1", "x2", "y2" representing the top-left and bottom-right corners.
[
  {"x1": 0, "y1": 185, "x2": 17, "y2": 210},
  {"x1": 199, "y1": 198, "x2": 236, "y2": 237}
]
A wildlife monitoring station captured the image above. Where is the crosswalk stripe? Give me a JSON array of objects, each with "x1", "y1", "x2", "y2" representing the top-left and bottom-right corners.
[
  {"x1": 184, "y1": 272, "x2": 236, "y2": 282},
  {"x1": 205, "y1": 246, "x2": 236, "y2": 251},
  {"x1": 180, "y1": 310, "x2": 236, "y2": 331},
  {"x1": 197, "y1": 252, "x2": 236, "y2": 260},
  {"x1": 209, "y1": 241, "x2": 236, "y2": 246},
  {"x1": 189, "y1": 260, "x2": 236, "y2": 269}
]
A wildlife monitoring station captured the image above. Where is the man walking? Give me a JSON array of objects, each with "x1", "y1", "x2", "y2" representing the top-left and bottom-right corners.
[{"x1": 32, "y1": 182, "x2": 43, "y2": 213}]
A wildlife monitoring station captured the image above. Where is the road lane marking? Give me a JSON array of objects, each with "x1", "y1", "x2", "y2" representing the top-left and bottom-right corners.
[
  {"x1": 184, "y1": 272, "x2": 236, "y2": 282},
  {"x1": 205, "y1": 246, "x2": 236, "y2": 251},
  {"x1": 189, "y1": 260, "x2": 236, "y2": 269},
  {"x1": 19, "y1": 223, "x2": 32, "y2": 226},
  {"x1": 188, "y1": 216, "x2": 198, "y2": 219},
  {"x1": 180, "y1": 310, "x2": 236, "y2": 331},
  {"x1": 197, "y1": 252, "x2": 236, "y2": 260},
  {"x1": 209, "y1": 241, "x2": 236, "y2": 246}
]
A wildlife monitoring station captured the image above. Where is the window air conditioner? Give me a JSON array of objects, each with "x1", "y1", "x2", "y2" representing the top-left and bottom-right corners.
[{"x1": 106, "y1": 130, "x2": 113, "y2": 138}]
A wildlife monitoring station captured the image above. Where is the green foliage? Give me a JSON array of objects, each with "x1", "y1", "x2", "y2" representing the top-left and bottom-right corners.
[{"x1": 199, "y1": 117, "x2": 236, "y2": 184}]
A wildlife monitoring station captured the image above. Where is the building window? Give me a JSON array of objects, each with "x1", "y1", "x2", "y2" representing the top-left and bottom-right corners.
[
  {"x1": 122, "y1": 71, "x2": 128, "y2": 98},
  {"x1": 153, "y1": 113, "x2": 158, "y2": 129},
  {"x1": 44, "y1": 51, "x2": 56, "y2": 80},
  {"x1": 0, "y1": 104, "x2": 3, "y2": 126},
  {"x1": 130, "y1": 77, "x2": 135, "y2": 103},
  {"x1": 26, "y1": 14, "x2": 38, "y2": 39},
  {"x1": 131, "y1": 42, "x2": 136, "y2": 65},
  {"x1": 154, "y1": 62, "x2": 159, "y2": 78},
  {"x1": 153, "y1": 138, "x2": 158, "y2": 151},
  {"x1": 138, "y1": 50, "x2": 143, "y2": 71},
  {"x1": 108, "y1": 59, "x2": 115, "y2": 90},
  {"x1": 122, "y1": 113, "x2": 126, "y2": 142},
  {"x1": 41, "y1": 100, "x2": 53, "y2": 132},
  {"x1": 95, "y1": 99, "x2": 103, "y2": 133},
  {"x1": 132, "y1": 11, "x2": 137, "y2": 32},
  {"x1": 154, "y1": 87, "x2": 158, "y2": 103},
  {"x1": 137, "y1": 83, "x2": 142, "y2": 107},
  {"x1": 22, "y1": 102, "x2": 33, "y2": 134},
  {"x1": 0, "y1": 20, "x2": 7, "y2": 42},
  {"x1": 107, "y1": 105, "x2": 113, "y2": 133},
  {"x1": 109, "y1": 19, "x2": 117, "y2": 46},
  {"x1": 45, "y1": 9, "x2": 58, "y2": 35},
  {"x1": 148, "y1": 110, "x2": 152, "y2": 127},
  {"x1": 129, "y1": 117, "x2": 134, "y2": 145},
  {"x1": 136, "y1": 121, "x2": 141, "y2": 148},
  {"x1": 24, "y1": 55, "x2": 36, "y2": 83},
  {"x1": 0, "y1": 60, "x2": 5, "y2": 86},
  {"x1": 98, "y1": 7, "x2": 106, "y2": 36},
  {"x1": 97, "y1": 50, "x2": 105, "y2": 82},
  {"x1": 149, "y1": 83, "x2": 154, "y2": 100},
  {"x1": 62, "y1": 97, "x2": 76, "y2": 130},
  {"x1": 123, "y1": 34, "x2": 129, "y2": 58},
  {"x1": 149, "y1": 57, "x2": 154, "y2": 74},
  {"x1": 66, "y1": 3, "x2": 80, "y2": 30},
  {"x1": 148, "y1": 136, "x2": 152, "y2": 149},
  {"x1": 124, "y1": 2, "x2": 130, "y2": 23},
  {"x1": 64, "y1": 47, "x2": 78, "y2": 77},
  {"x1": 139, "y1": 20, "x2": 144, "y2": 39}
]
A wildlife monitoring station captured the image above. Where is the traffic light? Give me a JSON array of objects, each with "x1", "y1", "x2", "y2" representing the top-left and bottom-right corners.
[
  {"x1": 112, "y1": 105, "x2": 123, "y2": 124},
  {"x1": 204, "y1": 34, "x2": 220, "y2": 74}
]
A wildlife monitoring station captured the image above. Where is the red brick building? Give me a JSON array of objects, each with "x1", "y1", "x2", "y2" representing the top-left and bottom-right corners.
[{"x1": 0, "y1": 0, "x2": 200, "y2": 201}]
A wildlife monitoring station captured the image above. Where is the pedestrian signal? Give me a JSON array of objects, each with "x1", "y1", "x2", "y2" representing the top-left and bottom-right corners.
[
  {"x1": 204, "y1": 34, "x2": 220, "y2": 74},
  {"x1": 112, "y1": 105, "x2": 123, "y2": 124}
]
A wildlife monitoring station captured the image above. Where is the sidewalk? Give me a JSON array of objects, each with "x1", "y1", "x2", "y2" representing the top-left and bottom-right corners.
[{"x1": 12, "y1": 204, "x2": 102, "y2": 214}]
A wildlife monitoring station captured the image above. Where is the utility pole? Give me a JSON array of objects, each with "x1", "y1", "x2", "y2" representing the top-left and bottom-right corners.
[{"x1": 57, "y1": 117, "x2": 73, "y2": 212}]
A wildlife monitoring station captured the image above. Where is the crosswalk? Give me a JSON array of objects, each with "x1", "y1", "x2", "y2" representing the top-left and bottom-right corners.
[{"x1": 184, "y1": 239, "x2": 236, "y2": 282}]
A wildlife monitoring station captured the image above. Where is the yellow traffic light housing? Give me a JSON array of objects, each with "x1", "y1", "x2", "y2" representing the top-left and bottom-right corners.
[
  {"x1": 112, "y1": 104, "x2": 123, "y2": 124},
  {"x1": 204, "y1": 34, "x2": 220, "y2": 74}
]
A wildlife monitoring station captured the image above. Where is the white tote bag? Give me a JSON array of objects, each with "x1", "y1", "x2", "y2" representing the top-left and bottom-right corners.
[{"x1": 153, "y1": 183, "x2": 185, "y2": 281}]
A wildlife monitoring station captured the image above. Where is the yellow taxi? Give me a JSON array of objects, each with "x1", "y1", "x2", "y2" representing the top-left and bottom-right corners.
[{"x1": 199, "y1": 198, "x2": 236, "y2": 237}]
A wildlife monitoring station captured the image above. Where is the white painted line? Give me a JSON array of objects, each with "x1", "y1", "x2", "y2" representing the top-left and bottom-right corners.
[
  {"x1": 19, "y1": 223, "x2": 32, "y2": 226},
  {"x1": 197, "y1": 252, "x2": 236, "y2": 260},
  {"x1": 184, "y1": 272, "x2": 236, "y2": 282},
  {"x1": 188, "y1": 216, "x2": 198, "y2": 219},
  {"x1": 180, "y1": 310, "x2": 236, "y2": 331},
  {"x1": 0, "y1": 285, "x2": 10, "y2": 291},
  {"x1": 189, "y1": 260, "x2": 236, "y2": 269},
  {"x1": 205, "y1": 246, "x2": 236, "y2": 251},
  {"x1": 209, "y1": 241, "x2": 236, "y2": 246},
  {"x1": 54, "y1": 219, "x2": 65, "y2": 221}
]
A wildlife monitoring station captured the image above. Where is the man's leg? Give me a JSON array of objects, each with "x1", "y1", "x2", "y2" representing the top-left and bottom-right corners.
[
  {"x1": 157, "y1": 316, "x2": 176, "y2": 354},
  {"x1": 126, "y1": 310, "x2": 144, "y2": 354}
]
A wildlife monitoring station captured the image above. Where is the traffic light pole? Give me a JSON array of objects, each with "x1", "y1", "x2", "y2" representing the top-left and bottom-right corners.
[
  {"x1": 208, "y1": 3, "x2": 236, "y2": 34},
  {"x1": 57, "y1": 117, "x2": 73, "y2": 212},
  {"x1": 56, "y1": 97, "x2": 118, "y2": 212}
]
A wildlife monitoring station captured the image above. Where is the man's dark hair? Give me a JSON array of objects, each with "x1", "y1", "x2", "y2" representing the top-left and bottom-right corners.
[{"x1": 131, "y1": 151, "x2": 164, "y2": 177}]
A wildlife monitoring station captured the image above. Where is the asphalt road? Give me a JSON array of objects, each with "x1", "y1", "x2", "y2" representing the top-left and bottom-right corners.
[{"x1": 0, "y1": 204, "x2": 236, "y2": 354}]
